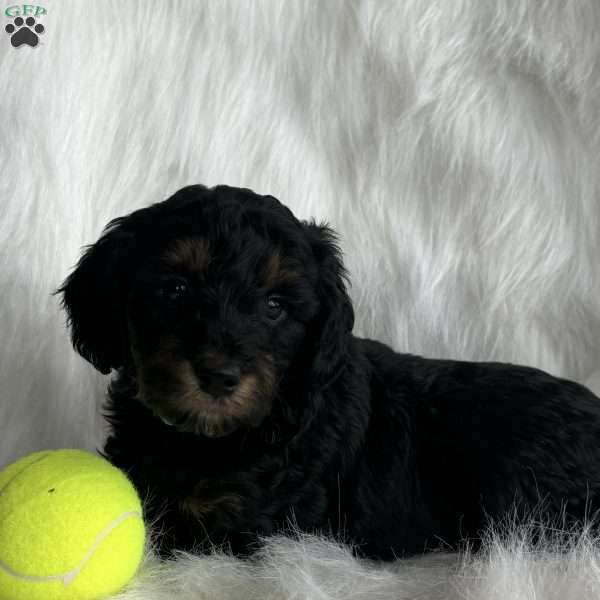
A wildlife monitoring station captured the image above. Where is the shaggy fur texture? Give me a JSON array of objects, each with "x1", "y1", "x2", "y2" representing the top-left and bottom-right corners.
[
  {"x1": 112, "y1": 527, "x2": 600, "y2": 600},
  {"x1": 2, "y1": 1, "x2": 600, "y2": 598},
  {"x1": 60, "y1": 184, "x2": 600, "y2": 562}
]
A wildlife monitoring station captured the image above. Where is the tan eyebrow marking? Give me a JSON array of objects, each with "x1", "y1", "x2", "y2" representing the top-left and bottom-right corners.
[
  {"x1": 263, "y1": 251, "x2": 299, "y2": 288},
  {"x1": 162, "y1": 238, "x2": 211, "y2": 272}
]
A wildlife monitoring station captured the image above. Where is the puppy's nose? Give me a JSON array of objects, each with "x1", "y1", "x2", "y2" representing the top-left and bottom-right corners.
[{"x1": 198, "y1": 364, "x2": 241, "y2": 398}]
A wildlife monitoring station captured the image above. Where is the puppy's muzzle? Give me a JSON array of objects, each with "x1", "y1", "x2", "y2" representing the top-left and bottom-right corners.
[{"x1": 196, "y1": 363, "x2": 241, "y2": 398}]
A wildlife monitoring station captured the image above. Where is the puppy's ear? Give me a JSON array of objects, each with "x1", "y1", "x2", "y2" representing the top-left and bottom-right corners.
[
  {"x1": 305, "y1": 223, "x2": 354, "y2": 389},
  {"x1": 58, "y1": 218, "x2": 133, "y2": 374}
]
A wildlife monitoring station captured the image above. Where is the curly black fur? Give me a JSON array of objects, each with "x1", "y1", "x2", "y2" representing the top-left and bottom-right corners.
[{"x1": 59, "y1": 184, "x2": 600, "y2": 559}]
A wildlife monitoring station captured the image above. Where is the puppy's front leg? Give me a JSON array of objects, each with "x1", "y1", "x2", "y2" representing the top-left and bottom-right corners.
[{"x1": 180, "y1": 457, "x2": 330, "y2": 554}]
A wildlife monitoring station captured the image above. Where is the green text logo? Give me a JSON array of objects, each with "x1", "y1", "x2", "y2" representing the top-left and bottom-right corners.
[{"x1": 5, "y1": 4, "x2": 46, "y2": 17}]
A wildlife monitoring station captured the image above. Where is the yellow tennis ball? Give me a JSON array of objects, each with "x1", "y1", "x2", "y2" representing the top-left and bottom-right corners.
[{"x1": 0, "y1": 449, "x2": 145, "y2": 600}]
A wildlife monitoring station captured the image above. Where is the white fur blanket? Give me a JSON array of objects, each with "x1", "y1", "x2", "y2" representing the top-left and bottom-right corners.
[{"x1": 1, "y1": 1, "x2": 600, "y2": 598}]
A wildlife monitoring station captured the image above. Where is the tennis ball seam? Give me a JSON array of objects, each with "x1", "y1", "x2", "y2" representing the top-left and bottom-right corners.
[
  {"x1": 0, "y1": 452, "x2": 53, "y2": 497},
  {"x1": 0, "y1": 470, "x2": 140, "y2": 525},
  {"x1": 0, "y1": 509, "x2": 143, "y2": 587}
]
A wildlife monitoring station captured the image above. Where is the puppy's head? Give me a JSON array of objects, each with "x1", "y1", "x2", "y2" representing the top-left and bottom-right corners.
[{"x1": 59, "y1": 185, "x2": 353, "y2": 437}]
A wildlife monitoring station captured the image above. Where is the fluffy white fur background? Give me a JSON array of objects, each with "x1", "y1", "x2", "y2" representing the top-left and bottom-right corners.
[{"x1": 2, "y1": 1, "x2": 600, "y2": 598}]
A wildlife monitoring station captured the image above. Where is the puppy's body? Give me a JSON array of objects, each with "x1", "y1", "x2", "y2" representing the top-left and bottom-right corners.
[
  {"x1": 60, "y1": 185, "x2": 600, "y2": 559},
  {"x1": 104, "y1": 340, "x2": 600, "y2": 558}
]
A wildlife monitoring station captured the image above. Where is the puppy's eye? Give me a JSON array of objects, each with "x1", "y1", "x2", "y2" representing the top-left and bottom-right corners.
[
  {"x1": 266, "y1": 296, "x2": 285, "y2": 321},
  {"x1": 158, "y1": 279, "x2": 188, "y2": 302}
]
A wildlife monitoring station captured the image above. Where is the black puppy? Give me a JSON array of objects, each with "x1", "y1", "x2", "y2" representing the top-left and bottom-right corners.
[{"x1": 60, "y1": 184, "x2": 600, "y2": 559}]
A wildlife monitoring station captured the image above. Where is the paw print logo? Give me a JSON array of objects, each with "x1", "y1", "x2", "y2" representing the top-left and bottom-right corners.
[{"x1": 5, "y1": 16, "x2": 45, "y2": 48}]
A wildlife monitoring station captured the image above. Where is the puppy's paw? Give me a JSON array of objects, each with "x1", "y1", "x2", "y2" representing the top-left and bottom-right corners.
[{"x1": 181, "y1": 479, "x2": 244, "y2": 524}]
